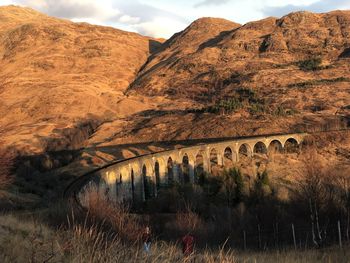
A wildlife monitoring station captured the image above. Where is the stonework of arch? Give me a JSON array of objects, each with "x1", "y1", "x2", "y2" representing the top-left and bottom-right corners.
[
  {"x1": 167, "y1": 156, "x2": 175, "y2": 184},
  {"x1": 268, "y1": 140, "x2": 283, "y2": 153},
  {"x1": 284, "y1": 138, "x2": 300, "y2": 153},
  {"x1": 209, "y1": 148, "x2": 218, "y2": 174},
  {"x1": 154, "y1": 161, "x2": 161, "y2": 191},
  {"x1": 194, "y1": 150, "x2": 206, "y2": 180},
  {"x1": 253, "y1": 141, "x2": 268, "y2": 155},
  {"x1": 238, "y1": 143, "x2": 252, "y2": 158},
  {"x1": 130, "y1": 168, "x2": 135, "y2": 202},
  {"x1": 80, "y1": 132, "x2": 307, "y2": 206},
  {"x1": 223, "y1": 146, "x2": 233, "y2": 167}
]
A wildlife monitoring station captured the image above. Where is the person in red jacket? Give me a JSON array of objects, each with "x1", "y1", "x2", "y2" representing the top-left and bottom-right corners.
[{"x1": 182, "y1": 232, "x2": 195, "y2": 256}]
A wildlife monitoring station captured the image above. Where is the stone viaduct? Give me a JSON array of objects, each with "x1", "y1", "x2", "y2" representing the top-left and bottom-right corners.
[{"x1": 78, "y1": 132, "x2": 307, "y2": 205}]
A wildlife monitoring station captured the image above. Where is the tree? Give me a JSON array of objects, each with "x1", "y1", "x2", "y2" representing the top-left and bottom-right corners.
[
  {"x1": 221, "y1": 168, "x2": 244, "y2": 206},
  {"x1": 0, "y1": 148, "x2": 14, "y2": 190},
  {"x1": 254, "y1": 170, "x2": 271, "y2": 197},
  {"x1": 296, "y1": 150, "x2": 332, "y2": 247},
  {"x1": 297, "y1": 57, "x2": 322, "y2": 71}
]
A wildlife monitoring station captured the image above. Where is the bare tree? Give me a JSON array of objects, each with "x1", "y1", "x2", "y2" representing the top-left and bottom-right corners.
[
  {"x1": 333, "y1": 171, "x2": 350, "y2": 242},
  {"x1": 297, "y1": 149, "x2": 329, "y2": 247},
  {"x1": 0, "y1": 146, "x2": 15, "y2": 190}
]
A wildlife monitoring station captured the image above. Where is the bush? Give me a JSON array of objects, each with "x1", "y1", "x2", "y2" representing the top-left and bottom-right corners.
[
  {"x1": 0, "y1": 148, "x2": 15, "y2": 190},
  {"x1": 236, "y1": 87, "x2": 257, "y2": 101},
  {"x1": 252, "y1": 170, "x2": 272, "y2": 200},
  {"x1": 220, "y1": 168, "x2": 245, "y2": 206},
  {"x1": 273, "y1": 106, "x2": 298, "y2": 116},
  {"x1": 80, "y1": 185, "x2": 142, "y2": 242},
  {"x1": 249, "y1": 102, "x2": 267, "y2": 115},
  {"x1": 206, "y1": 98, "x2": 243, "y2": 114},
  {"x1": 297, "y1": 57, "x2": 322, "y2": 71},
  {"x1": 288, "y1": 77, "x2": 350, "y2": 89}
]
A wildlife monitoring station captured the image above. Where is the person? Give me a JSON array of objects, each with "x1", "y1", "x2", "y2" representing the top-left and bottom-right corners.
[
  {"x1": 142, "y1": 226, "x2": 152, "y2": 254},
  {"x1": 182, "y1": 232, "x2": 195, "y2": 256}
]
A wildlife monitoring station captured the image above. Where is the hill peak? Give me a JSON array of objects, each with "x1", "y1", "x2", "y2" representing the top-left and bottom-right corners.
[
  {"x1": 0, "y1": 5, "x2": 55, "y2": 32},
  {"x1": 0, "y1": 5, "x2": 47, "y2": 21},
  {"x1": 189, "y1": 17, "x2": 240, "y2": 27},
  {"x1": 162, "y1": 16, "x2": 240, "y2": 52}
]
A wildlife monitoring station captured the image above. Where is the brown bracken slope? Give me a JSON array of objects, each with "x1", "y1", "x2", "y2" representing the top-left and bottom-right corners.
[
  {"x1": 0, "y1": 5, "x2": 162, "y2": 153},
  {"x1": 94, "y1": 11, "x2": 350, "y2": 146},
  {"x1": 0, "y1": 6, "x2": 350, "y2": 155}
]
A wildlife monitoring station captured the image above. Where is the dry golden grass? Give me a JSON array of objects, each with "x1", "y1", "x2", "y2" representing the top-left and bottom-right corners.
[
  {"x1": 1, "y1": 212, "x2": 350, "y2": 263},
  {"x1": 0, "y1": 5, "x2": 163, "y2": 153},
  {"x1": 1, "y1": 6, "x2": 349, "y2": 156},
  {"x1": 79, "y1": 184, "x2": 143, "y2": 242}
]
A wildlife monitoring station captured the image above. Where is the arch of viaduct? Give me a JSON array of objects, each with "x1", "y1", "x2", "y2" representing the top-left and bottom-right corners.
[{"x1": 79, "y1": 133, "x2": 307, "y2": 205}]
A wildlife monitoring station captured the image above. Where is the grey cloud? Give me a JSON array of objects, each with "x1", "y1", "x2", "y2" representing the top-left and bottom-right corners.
[
  {"x1": 194, "y1": 0, "x2": 230, "y2": 8},
  {"x1": 16, "y1": 0, "x2": 101, "y2": 19},
  {"x1": 11, "y1": 0, "x2": 190, "y2": 38},
  {"x1": 262, "y1": 0, "x2": 350, "y2": 17}
]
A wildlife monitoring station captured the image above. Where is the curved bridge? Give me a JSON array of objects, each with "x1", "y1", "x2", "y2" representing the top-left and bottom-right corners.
[{"x1": 78, "y1": 132, "x2": 307, "y2": 205}]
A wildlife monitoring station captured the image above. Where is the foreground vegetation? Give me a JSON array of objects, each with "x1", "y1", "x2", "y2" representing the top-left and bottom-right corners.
[
  {"x1": 1, "y1": 131, "x2": 350, "y2": 262},
  {"x1": 1, "y1": 208, "x2": 350, "y2": 263}
]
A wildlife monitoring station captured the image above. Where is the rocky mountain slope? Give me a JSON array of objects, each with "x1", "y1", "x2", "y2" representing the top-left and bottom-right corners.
[
  {"x1": 0, "y1": 5, "x2": 162, "y2": 153},
  {"x1": 92, "y1": 11, "x2": 350, "y2": 146},
  {"x1": 129, "y1": 11, "x2": 350, "y2": 99},
  {"x1": 0, "y1": 6, "x2": 349, "y2": 156}
]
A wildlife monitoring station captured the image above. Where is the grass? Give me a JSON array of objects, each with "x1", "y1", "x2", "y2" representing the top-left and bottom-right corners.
[{"x1": 0, "y1": 212, "x2": 349, "y2": 263}]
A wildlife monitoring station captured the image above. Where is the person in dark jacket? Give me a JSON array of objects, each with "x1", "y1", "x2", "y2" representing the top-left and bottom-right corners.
[{"x1": 142, "y1": 226, "x2": 152, "y2": 253}]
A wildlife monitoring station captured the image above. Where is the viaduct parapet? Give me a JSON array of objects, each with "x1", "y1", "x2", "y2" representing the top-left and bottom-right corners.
[{"x1": 78, "y1": 133, "x2": 307, "y2": 205}]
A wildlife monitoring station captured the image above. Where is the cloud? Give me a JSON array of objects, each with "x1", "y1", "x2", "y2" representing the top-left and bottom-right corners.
[
  {"x1": 109, "y1": 1, "x2": 189, "y2": 38},
  {"x1": 132, "y1": 16, "x2": 188, "y2": 39},
  {"x1": 5, "y1": 0, "x2": 350, "y2": 38},
  {"x1": 6, "y1": 0, "x2": 188, "y2": 38},
  {"x1": 15, "y1": 0, "x2": 120, "y2": 20},
  {"x1": 194, "y1": 0, "x2": 230, "y2": 8},
  {"x1": 118, "y1": 15, "x2": 140, "y2": 24},
  {"x1": 114, "y1": 1, "x2": 187, "y2": 24},
  {"x1": 262, "y1": 0, "x2": 350, "y2": 17}
]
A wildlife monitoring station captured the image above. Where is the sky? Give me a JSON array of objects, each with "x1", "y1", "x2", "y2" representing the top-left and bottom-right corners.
[{"x1": 2, "y1": 0, "x2": 350, "y2": 38}]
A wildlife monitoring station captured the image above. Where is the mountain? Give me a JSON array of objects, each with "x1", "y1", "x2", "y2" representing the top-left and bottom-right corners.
[
  {"x1": 0, "y1": 6, "x2": 349, "y2": 155},
  {"x1": 129, "y1": 11, "x2": 350, "y2": 99},
  {"x1": 107, "y1": 10, "x2": 350, "y2": 144},
  {"x1": 0, "y1": 5, "x2": 161, "y2": 153}
]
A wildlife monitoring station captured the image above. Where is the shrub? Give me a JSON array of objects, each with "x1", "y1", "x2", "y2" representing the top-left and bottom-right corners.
[
  {"x1": 288, "y1": 77, "x2": 350, "y2": 88},
  {"x1": 0, "y1": 148, "x2": 15, "y2": 190},
  {"x1": 273, "y1": 106, "x2": 298, "y2": 116},
  {"x1": 252, "y1": 170, "x2": 272, "y2": 200},
  {"x1": 220, "y1": 168, "x2": 244, "y2": 206},
  {"x1": 249, "y1": 102, "x2": 267, "y2": 114},
  {"x1": 257, "y1": 170, "x2": 270, "y2": 186},
  {"x1": 236, "y1": 87, "x2": 257, "y2": 101},
  {"x1": 80, "y1": 185, "x2": 142, "y2": 242},
  {"x1": 200, "y1": 174, "x2": 222, "y2": 198},
  {"x1": 297, "y1": 57, "x2": 322, "y2": 71},
  {"x1": 206, "y1": 98, "x2": 243, "y2": 114}
]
